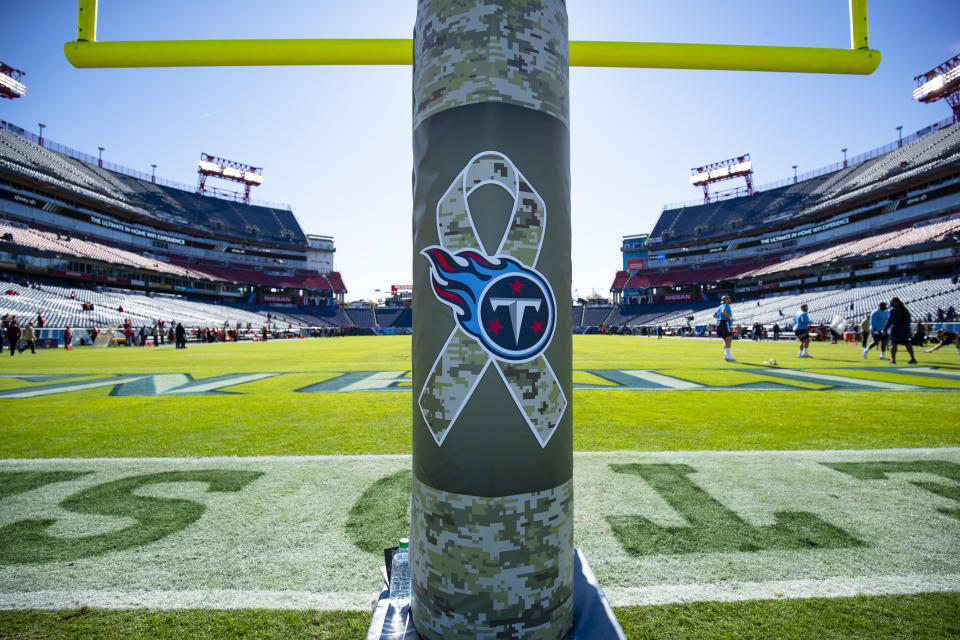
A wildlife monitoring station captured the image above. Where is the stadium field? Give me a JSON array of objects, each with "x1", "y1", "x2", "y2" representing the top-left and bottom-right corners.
[{"x1": 1, "y1": 334, "x2": 958, "y2": 639}]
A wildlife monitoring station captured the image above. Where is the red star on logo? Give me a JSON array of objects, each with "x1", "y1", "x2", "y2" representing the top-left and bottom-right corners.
[
  {"x1": 487, "y1": 317, "x2": 503, "y2": 336},
  {"x1": 509, "y1": 278, "x2": 524, "y2": 295},
  {"x1": 529, "y1": 319, "x2": 544, "y2": 334}
]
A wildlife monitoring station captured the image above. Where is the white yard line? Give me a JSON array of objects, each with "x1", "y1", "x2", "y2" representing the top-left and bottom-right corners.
[
  {"x1": 2, "y1": 447, "x2": 959, "y2": 465},
  {"x1": 571, "y1": 447, "x2": 960, "y2": 459},
  {"x1": 0, "y1": 589, "x2": 379, "y2": 611},
  {"x1": 2, "y1": 575, "x2": 957, "y2": 611},
  {"x1": 604, "y1": 573, "x2": 960, "y2": 607}
]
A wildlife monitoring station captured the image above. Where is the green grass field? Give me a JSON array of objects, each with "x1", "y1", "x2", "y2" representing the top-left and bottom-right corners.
[{"x1": 1, "y1": 334, "x2": 958, "y2": 638}]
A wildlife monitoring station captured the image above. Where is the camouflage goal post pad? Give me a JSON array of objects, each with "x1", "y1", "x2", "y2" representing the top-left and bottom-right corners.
[{"x1": 411, "y1": 1, "x2": 574, "y2": 638}]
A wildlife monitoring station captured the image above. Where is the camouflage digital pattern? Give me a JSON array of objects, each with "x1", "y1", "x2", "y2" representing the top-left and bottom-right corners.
[
  {"x1": 418, "y1": 329, "x2": 491, "y2": 446},
  {"x1": 437, "y1": 151, "x2": 544, "y2": 265},
  {"x1": 413, "y1": 0, "x2": 569, "y2": 130},
  {"x1": 419, "y1": 150, "x2": 566, "y2": 447},
  {"x1": 411, "y1": 475, "x2": 574, "y2": 640},
  {"x1": 495, "y1": 356, "x2": 566, "y2": 447}
]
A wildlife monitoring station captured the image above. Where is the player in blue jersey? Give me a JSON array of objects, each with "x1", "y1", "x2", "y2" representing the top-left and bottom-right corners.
[
  {"x1": 715, "y1": 295, "x2": 735, "y2": 361},
  {"x1": 862, "y1": 301, "x2": 889, "y2": 360},
  {"x1": 794, "y1": 303, "x2": 812, "y2": 358}
]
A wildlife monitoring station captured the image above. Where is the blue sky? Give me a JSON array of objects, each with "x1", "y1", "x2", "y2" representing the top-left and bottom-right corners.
[{"x1": 2, "y1": 1, "x2": 958, "y2": 301}]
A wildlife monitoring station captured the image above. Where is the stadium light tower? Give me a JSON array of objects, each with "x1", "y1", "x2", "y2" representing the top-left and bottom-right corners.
[
  {"x1": 895, "y1": 125, "x2": 903, "y2": 148},
  {"x1": 690, "y1": 154, "x2": 754, "y2": 204},
  {"x1": 151, "y1": 163, "x2": 157, "y2": 183},
  {"x1": 197, "y1": 153, "x2": 263, "y2": 205},
  {"x1": 913, "y1": 54, "x2": 960, "y2": 123},
  {"x1": 38, "y1": 123, "x2": 46, "y2": 147},
  {"x1": 841, "y1": 147, "x2": 848, "y2": 168},
  {"x1": 792, "y1": 164, "x2": 798, "y2": 183},
  {"x1": 97, "y1": 146, "x2": 104, "y2": 168},
  {"x1": 0, "y1": 63, "x2": 27, "y2": 99}
]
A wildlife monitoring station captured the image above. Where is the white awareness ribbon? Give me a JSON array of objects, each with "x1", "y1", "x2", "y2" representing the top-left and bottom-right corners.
[{"x1": 418, "y1": 151, "x2": 567, "y2": 448}]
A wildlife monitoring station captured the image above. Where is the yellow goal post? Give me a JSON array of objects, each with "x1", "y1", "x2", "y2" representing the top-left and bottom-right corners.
[{"x1": 66, "y1": 0, "x2": 879, "y2": 75}]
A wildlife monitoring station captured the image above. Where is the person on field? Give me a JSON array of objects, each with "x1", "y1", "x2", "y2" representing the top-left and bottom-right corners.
[
  {"x1": 63, "y1": 326, "x2": 72, "y2": 348},
  {"x1": 19, "y1": 321, "x2": 36, "y2": 354},
  {"x1": 715, "y1": 295, "x2": 735, "y2": 362},
  {"x1": 175, "y1": 322, "x2": 186, "y2": 349},
  {"x1": 914, "y1": 319, "x2": 927, "y2": 347},
  {"x1": 793, "y1": 304, "x2": 812, "y2": 358},
  {"x1": 6, "y1": 317, "x2": 21, "y2": 356},
  {"x1": 860, "y1": 314, "x2": 870, "y2": 350},
  {"x1": 884, "y1": 297, "x2": 917, "y2": 365},
  {"x1": 924, "y1": 329, "x2": 960, "y2": 355},
  {"x1": 863, "y1": 301, "x2": 889, "y2": 360}
]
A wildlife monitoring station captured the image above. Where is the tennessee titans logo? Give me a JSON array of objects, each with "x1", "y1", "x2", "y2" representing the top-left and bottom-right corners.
[{"x1": 422, "y1": 246, "x2": 556, "y2": 362}]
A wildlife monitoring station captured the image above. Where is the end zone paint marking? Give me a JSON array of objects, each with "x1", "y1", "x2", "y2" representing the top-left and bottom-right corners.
[
  {"x1": 889, "y1": 366, "x2": 960, "y2": 380},
  {"x1": 3, "y1": 369, "x2": 959, "y2": 396},
  {"x1": 0, "y1": 449, "x2": 957, "y2": 611},
  {"x1": 619, "y1": 370, "x2": 704, "y2": 390},
  {"x1": 0, "y1": 376, "x2": 149, "y2": 399},
  {"x1": 763, "y1": 369, "x2": 921, "y2": 390}
]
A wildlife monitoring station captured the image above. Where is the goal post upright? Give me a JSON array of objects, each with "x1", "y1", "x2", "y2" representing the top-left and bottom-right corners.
[
  {"x1": 849, "y1": 0, "x2": 870, "y2": 50},
  {"x1": 76, "y1": 0, "x2": 97, "y2": 43}
]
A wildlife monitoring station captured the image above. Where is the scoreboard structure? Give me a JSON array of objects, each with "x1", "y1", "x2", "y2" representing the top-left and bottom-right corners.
[
  {"x1": 0, "y1": 63, "x2": 27, "y2": 99},
  {"x1": 914, "y1": 54, "x2": 960, "y2": 124},
  {"x1": 690, "y1": 155, "x2": 754, "y2": 204}
]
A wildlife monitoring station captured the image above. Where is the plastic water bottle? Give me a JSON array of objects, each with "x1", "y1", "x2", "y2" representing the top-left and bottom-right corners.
[{"x1": 390, "y1": 538, "x2": 411, "y2": 611}]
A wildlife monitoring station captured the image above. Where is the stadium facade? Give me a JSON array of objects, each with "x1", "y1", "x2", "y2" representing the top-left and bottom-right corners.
[
  {"x1": 611, "y1": 118, "x2": 960, "y2": 312},
  {"x1": 0, "y1": 120, "x2": 344, "y2": 307},
  {"x1": 615, "y1": 118, "x2": 960, "y2": 303},
  {"x1": 2, "y1": 115, "x2": 958, "y2": 338}
]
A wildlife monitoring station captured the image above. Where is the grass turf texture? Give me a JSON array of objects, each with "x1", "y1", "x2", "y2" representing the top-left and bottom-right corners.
[
  {"x1": 1, "y1": 335, "x2": 958, "y2": 457},
  {"x1": 0, "y1": 608, "x2": 370, "y2": 639},
  {"x1": 0, "y1": 594, "x2": 956, "y2": 639},
  {"x1": 1, "y1": 334, "x2": 958, "y2": 639}
]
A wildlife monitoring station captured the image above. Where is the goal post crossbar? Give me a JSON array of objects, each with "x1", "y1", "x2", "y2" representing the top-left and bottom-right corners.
[{"x1": 65, "y1": 0, "x2": 880, "y2": 75}]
